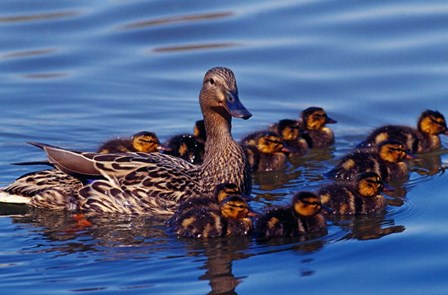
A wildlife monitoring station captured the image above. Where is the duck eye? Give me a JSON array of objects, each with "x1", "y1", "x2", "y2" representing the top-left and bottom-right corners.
[{"x1": 209, "y1": 78, "x2": 215, "y2": 85}]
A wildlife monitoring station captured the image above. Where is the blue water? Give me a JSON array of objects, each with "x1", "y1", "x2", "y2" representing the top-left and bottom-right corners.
[{"x1": 1, "y1": 1, "x2": 448, "y2": 294}]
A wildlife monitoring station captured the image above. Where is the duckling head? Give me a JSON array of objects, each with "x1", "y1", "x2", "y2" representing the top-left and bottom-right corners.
[
  {"x1": 378, "y1": 140, "x2": 414, "y2": 163},
  {"x1": 193, "y1": 120, "x2": 206, "y2": 142},
  {"x1": 220, "y1": 196, "x2": 252, "y2": 219},
  {"x1": 256, "y1": 131, "x2": 290, "y2": 154},
  {"x1": 213, "y1": 183, "x2": 241, "y2": 202},
  {"x1": 302, "y1": 107, "x2": 337, "y2": 130},
  {"x1": 131, "y1": 131, "x2": 161, "y2": 153},
  {"x1": 277, "y1": 119, "x2": 301, "y2": 141},
  {"x1": 200, "y1": 67, "x2": 251, "y2": 121},
  {"x1": 292, "y1": 191, "x2": 322, "y2": 217},
  {"x1": 356, "y1": 172, "x2": 384, "y2": 197},
  {"x1": 418, "y1": 110, "x2": 448, "y2": 136}
]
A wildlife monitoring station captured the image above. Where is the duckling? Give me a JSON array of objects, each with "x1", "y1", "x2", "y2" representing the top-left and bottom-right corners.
[
  {"x1": 317, "y1": 172, "x2": 388, "y2": 215},
  {"x1": 240, "y1": 131, "x2": 290, "y2": 172},
  {"x1": 163, "y1": 134, "x2": 205, "y2": 164},
  {"x1": 358, "y1": 109, "x2": 448, "y2": 153},
  {"x1": 0, "y1": 67, "x2": 253, "y2": 216},
  {"x1": 171, "y1": 194, "x2": 255, "y2": 238},
  {"x1": 163, "y1": 120, "x2": 206, "y2": 164},
  {"x1": 270, "y1": 119, "x2": 309, "y2": 157},
  {"x1": 97, "y1": 131, "x2": 161, "y2": 154},
  {"x1": 255, "y1": 191, "x2": 327, "y2": 239},
  {"x1": 169, "y1": 183, "x2": 242, "y2": 224},
  {"x1": 325, "y1": 140, "x2": 414, "y2": 182},
  {"x1": 300, "y1": 107, "x2": 337, "y2": 148}
]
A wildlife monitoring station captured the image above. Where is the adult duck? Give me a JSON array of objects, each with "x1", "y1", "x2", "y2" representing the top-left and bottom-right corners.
[{"x1": 0, "y1": 67, "x2": 252, "y2": 216}]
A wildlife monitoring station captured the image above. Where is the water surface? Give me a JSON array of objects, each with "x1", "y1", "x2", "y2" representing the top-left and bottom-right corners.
[{"x1": 1, "y1": 1, "x2": 448, "y2": 294}]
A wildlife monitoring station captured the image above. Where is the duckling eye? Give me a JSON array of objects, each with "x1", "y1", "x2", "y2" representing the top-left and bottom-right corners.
[{"x1": 209, "y1": 78, "x2": 215, "y2": 85}]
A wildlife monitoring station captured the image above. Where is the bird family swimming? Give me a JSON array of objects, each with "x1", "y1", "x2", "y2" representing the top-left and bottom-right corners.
[{"x1": 0, "y1": 67, "x2": 252, "y2": 217}]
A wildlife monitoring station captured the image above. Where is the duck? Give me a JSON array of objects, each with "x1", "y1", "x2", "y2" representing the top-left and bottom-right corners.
[
  {"x1": 169, "y1": 184, "x2": 256, "y2": 238},
  {"x1": 317, "y1": 172, "x2": 389, "y2": 215},
  {"x1": 358, "y1": 109, "x2": 448, "y2": 153},
  {"x1": 0, "y1": 67, "x2": 253, "y2": 216},
  {"x1": 163, "y1": 120, "x2": 206, "y2": 165},
  {"x1": 299, "y1": 107, "x2": 337, "y2": 148},
  {"x1": 269, "y1": 119, "x2": 309, "y2": 157},
  {"x1": 97, "y1": 131, "x2": 162, "y2": 154},
  {"x1": 240, "y1": 131, "x2": 290, "y2": 172},
  {"x1": 254, "y1": 191, "x2": 327, "y2": 239},
  {"x1": 325, "y1": 140, "x2": 414, "y2": 182}
]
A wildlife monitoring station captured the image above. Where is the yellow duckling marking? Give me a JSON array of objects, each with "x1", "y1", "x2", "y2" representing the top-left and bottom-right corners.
[
  {"x1": 294, "y1": 196, "x2": 321, "y2": 217},
  {"x1": 178, "y1": 143, "x2": 188, "y2": 156},
  {"x1": 267, "y1": 217, "x2": 279, "y2": 229},
  {"x1": 181, "y1": 216, "x2": 196, "y2": 228},
  {"x1": 257, "y1": 135, "x2": 285, "y2": 154},
  {"x1": 379, "y1": 142, "x2": 407, "y2": 163},
  {"x1": 358, "y1": 175, "x2": 382, "y2": 197},
  {"x1": 132, "y1": 132, "x2": 160, "y2": 153},
  {"x1": 221, "y1": 198, "x2": 250, "y2": 219},
  {"x1": 305, "y1": 110, "x2": 327, "y2": 130},
  {"x1": 420, "y1": 114, "x2": 446, "y2": 135},
  {"x1": 320, "y1": 193, "x2": 331, "y2": 205},
  {"x1": 374, "y1": 132, "x2": 389, "y2": 145},
  {"x1": 341, "y1": 158, "x2": 356, "y2": 171}
]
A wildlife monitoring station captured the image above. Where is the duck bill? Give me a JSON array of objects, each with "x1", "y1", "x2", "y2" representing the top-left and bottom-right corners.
[
  {"x1": 225, "y1": 90, "x2": 252, "y2": 120},
  {"x1": 382, "y1": 183, "x2": 395, "y2": 194},
  {"x1": 320, "y1": 205, "x2": 334, "y2": 214},
  {"x1": 405, "y1": 151, "x2": 416, "y2": 160},
  {"x1": 326, "y1": 117, "x2": 337, "y2": 124}
]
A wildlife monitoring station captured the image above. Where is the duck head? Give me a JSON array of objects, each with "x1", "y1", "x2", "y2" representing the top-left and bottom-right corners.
[
  {"x1": 200, "y1": 67, "x2": 252, "y2": 120},
  {"x1": 220, "y1": 195, "x2": 256, "y2": 219},
  {"x1": 378, "y1": 140, "x2": 415, "y2": 163},
  {"x1": 418, "y1": 110, "x2": 448, "y2": 136},
  {"x1": 277, "y1": 119, "x2": 301, "y2": 141},
  {"x1": 256, "y1": 131, "x2": 291, "y2": 154},
  {"x1": 356, "y1": 172, "x2": 386, "y2": 197},
  {"x1": 131, "y1": 131, "x2": 161, "y2": 153},
  {"x1": 292, "y1": 191, "x2": 322, "y2": 217},
  {"x1": 302, "y1": 107, "x2": 337, "y2": 130}
]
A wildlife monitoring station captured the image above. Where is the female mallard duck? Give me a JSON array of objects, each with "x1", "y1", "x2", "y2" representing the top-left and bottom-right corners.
[
  {"x1": 300, "y1": 107, "x2": 337, "y2": 148},
  {"x1": 358, "y1": 109, "x2": 448, "y2": 153},
  {"x1": 169, "y1": 183, "x2": 256, "y2": 238},
  {"x1": 270, "y1": 119, "x2": 309, "y2": 157},
  {"x1": 317, "y1": 172, "x2": 388, "y2": 215},
  {"x1": 97, "y1": 131, "x2": 161, "y2": 154},
  {"x1": 240, "y1": 131, "x2": 290, "y2": 172},
  {"x1": 325, "y1": 140, "x2": 414, "y2": 182},
  {"x1": 254, "y1": 191, "x2": 327, "y2": 239},
  {"x1": 0, "y1": 67, "x2": 252, "y2": 216}
]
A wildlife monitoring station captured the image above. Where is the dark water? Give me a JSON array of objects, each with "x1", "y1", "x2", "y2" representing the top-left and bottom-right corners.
[{"x1": 1, "y1": 1, "x2": 448, "y2": 294}]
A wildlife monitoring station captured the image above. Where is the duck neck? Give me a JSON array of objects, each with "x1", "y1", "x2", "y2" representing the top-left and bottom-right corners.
[{"x1": 203, "y1": 109, "x2": 234, "y2": 155}]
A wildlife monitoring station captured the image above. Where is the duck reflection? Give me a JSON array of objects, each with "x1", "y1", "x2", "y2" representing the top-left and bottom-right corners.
[{"x1": 331, "y1": 212, "x2": 405, "y2": 241}]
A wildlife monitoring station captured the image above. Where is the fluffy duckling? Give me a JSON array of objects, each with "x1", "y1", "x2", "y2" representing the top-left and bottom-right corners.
[
  {"x1": 300, "y1": 107, "x2": 337, "y2": 148},
  {"x1": 240, "y1": 131, "x2": 290, "y2": 172},
  {"x1": 270, "y1": 119, "x2": 309, "y2": 157},
  {"x1": 325, "y1": 140, "x2": 414, "y2": 182},
  {"x1": 255, "y1": 191, "x2": 327, "y2": 239},
  {"x1": 317, "y1": 172, "x2": 388, "y2": 215},
  {"x1": 358, "y1": 109, "x2": 448, "y2": 153},
  {"x1": 163, "y1": 120, "x2": 206, "y2": 164},
  {"x1": 170, "y1": 193, "x2": 256, "y2": 239},
  {"x1": 97, "y1": 131, "x2": 161, "y2": 154}
]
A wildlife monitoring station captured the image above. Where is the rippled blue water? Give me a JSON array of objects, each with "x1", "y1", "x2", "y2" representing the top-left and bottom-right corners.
[{"x1": 1, "y1": 1, "x2": 448, "y2": 294}]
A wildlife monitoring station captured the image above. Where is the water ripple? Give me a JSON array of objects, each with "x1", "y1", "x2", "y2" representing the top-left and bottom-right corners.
[{"x1": 0, "y1": 10, "x2": 80, "y2": 23}]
